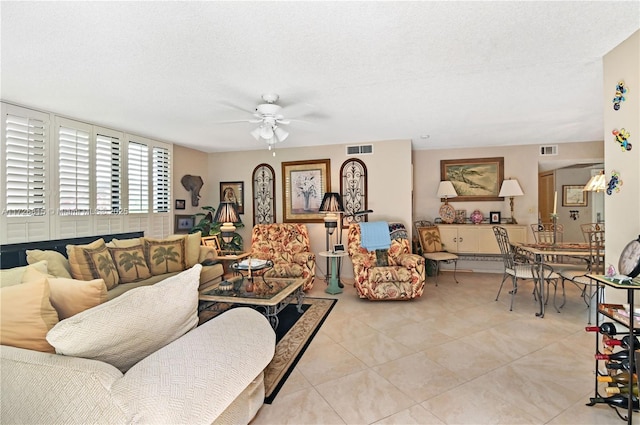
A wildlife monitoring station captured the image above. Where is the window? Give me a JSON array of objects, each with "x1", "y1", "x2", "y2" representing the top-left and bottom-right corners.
[
  {"x1": 95, "y1": 133, "x2": 122, "y2": 214},
  {"x1": 152, "y1": 146, "x2": 170, "y2": 213},
  {"x1": 58, "y1": 125, "x2": 90, "y2": 215},
  {"x1": 127, "y1": 141, "x2": 149, "y2": 214},
  {"x1": 4, "y1": 113, "x2": 47, "y2": 216}
]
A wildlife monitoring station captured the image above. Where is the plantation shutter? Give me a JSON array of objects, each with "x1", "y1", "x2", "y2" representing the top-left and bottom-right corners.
[
  {"x1": 96, "y1": 133, "x2": 121, "y2": 213},
  {"x1": 152, "y1": 146, "x2": 170, "y2": 213},
  {"x1": 128, "y1": 141, "x2": 148, "y2": 213},
  {"x1": 58, "y1": 125, "x2": 90, "y2": 214},
  {"x1": 5, "y1": 114, "x2": 47, "y2": 216}
]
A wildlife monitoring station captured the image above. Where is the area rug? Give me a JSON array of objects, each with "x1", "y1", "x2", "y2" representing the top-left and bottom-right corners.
[{"x1": 264, "y1": 297, "x2": 337, "y2": 404}]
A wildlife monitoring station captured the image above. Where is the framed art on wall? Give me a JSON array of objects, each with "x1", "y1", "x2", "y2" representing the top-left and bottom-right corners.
[
  {"x1": 220, "y1": 181, "x2": 244, "y2": 214},
  {"x1": 490, "y1": 211, "x2": 501, "y2": 224},
  {"x1": 175, "y1": 199, "x2": 186, "y2": 210},
  {"x1": 282, "y1": 159, "x2": 331, "y2": 223},
  {"x1": 440, "y1": 157, "x2": 504, "y2": 201},
  {"x1": 201, "y1": 235, "x2": 221, "y2": 254},
  {"x1": 563, "y1": 185, "x2": 588, "y2": 207},
  {"x1": 174, "y1": 214, "x2": 195, "y2": 234}
]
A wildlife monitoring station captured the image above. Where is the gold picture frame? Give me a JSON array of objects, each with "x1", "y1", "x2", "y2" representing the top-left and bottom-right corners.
[
  {"x1": 563, "y1": 185, "x2": 588, "y2": 207},
  {"x1": 282, "y1": 159, "x2": 331, "y2": 223},
  {"x1": 440, "y1": 157, "x2": 504, "y2": 201},
  {"x1": 201, "y1": 235, "x2": 221, "y2": 254}
]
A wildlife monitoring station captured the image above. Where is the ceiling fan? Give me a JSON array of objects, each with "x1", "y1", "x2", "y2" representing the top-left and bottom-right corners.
[{"x1": 220, "y1": 93, "x2": 312, "y2": 154}]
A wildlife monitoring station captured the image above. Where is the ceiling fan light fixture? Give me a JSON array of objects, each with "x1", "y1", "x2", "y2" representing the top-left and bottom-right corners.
[
  {"x1": 250, "y1": 126, "x2": 262, "y2": 141},
  {"x1": 274, "y1": 126, "x2": 289, "y2": 142},
  {"x1": 260, "y1": 125, "x2": 274, "y2": 140}
]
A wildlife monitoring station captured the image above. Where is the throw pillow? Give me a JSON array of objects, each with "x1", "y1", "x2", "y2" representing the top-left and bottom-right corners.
[
  {"x1": 48, "y1": 277, "x2": 108, "y2": 320},
  {"x1": 67, "y1": 239, "x2": 106, "y2": 281},
  {"x1": 26, "y1": 249, "x2": 72, "y2": 278},
  {"x1": 47, "y1": 265, "x2": 202, "y2": 372},
  {"x1": 83, "y1": 244, "x2": 120, "y2": 290},
  {"x1": 107, "y1": 237, "x2": 142, "y2": 248},
  {"x1": 168, "y1": 231, "x2": 201, "y2": 267},
  {"x1": 143, "y1": 237, "x2": 187, "y2": 276},
  {"x1": 108, "y1": 245, "x2": 152, "y2": 283},
  {"x1": 419, "y1": 227, "x2": 443, "y2": 253},
  {"x1": 0, "y1": 260, "x2": 49, "y2": 288},
  {"x1": 0, "y1": 278, "x2": 59, "y2": 353}
]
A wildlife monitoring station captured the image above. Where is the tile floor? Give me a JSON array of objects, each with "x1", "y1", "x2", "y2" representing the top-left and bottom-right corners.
[{"x1": 251, "y1": 271, "x2": 635, "y2": 424}]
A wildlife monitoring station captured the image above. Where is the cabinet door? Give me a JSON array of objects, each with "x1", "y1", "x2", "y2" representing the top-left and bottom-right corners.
[
  {"x1": 438, "y1": 227, "x2": 459, "y2": 253},
  {"x1": 457, "y1": 227, "x2": 479, "y2": 253},
  {"x1": 477, "y1": 227, "x2": 500, "y2": 254},
  {"x1": 507, "y1": 227, "x2": 527, "y2": 244}
]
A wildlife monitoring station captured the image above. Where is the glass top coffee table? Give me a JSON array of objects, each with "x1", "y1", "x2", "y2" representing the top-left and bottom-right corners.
[{"x1": 199, "y1": 276, "x2": 304, "y2": 329}]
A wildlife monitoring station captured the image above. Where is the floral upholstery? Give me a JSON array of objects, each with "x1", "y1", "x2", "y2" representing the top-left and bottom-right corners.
[
  {"x1": 249, "y1": 223, "x2": 316, "y2": 291},
  {"x1": 347, "y1": 222, "x2": 425, "y2": 300}
]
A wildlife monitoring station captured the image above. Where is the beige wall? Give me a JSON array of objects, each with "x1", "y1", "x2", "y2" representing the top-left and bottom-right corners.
[
  {"x1": 412, "y1": 141, "x2": 603, "y2": 240},
  {"x1": 172, "y1": 144, "x2": 213, "y2": 232},
  {"x1": 603, "y1": 30, "x2": 640, "y2": 303},
  {"x1": 201, "y1": 139, "x2": 413, "y2": 278}
]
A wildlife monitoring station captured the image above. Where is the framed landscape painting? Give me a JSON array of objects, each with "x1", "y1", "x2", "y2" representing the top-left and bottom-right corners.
[
  {"x1": 563, "y1": 185, "x2": 588, "y2": 207},
  {"x1": 440, "y1": 157, "x2": 504, "y2": 201},
  {"x1": 282, "y1": 159, "x2": 330, "y2": 223}
]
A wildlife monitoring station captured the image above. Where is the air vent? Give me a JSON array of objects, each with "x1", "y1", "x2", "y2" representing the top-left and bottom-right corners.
[
  {"x1": 346, "y1": 144, "x2": 373, "y2": 156},
  {"x1": 539, "y1": 145, "x2": 558, "y2": 156}
]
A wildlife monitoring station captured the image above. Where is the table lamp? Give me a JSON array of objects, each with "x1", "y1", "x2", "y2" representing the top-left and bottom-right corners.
[
  {"x1": 437, "y1": 181, "x2": 458, "y2": 224},
  {"x1": 319, "y1": 192, "x2": 344, "y2": 250},
  {"x1": 213, "y1": 201, "x2": 241, "y2": 249},
  {"x1": 499, "y1": 178, "x2": 524, "y2": 224}
]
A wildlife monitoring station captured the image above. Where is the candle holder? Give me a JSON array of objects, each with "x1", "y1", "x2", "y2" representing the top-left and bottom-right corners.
[{"x1": 550, "y1": 213, "x2": 558, "y2": 245}]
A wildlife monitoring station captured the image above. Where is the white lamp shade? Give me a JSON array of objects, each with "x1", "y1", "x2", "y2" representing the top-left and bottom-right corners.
[
  {"x1": 437, "y1": 181, "x2": 458, "y2": 198},
  {"x1": 499, "y1": 179, "x2": 524, "y2": 197},
  {"x1": 274, "y1": 126, "x2": 289, "y2": 142}
]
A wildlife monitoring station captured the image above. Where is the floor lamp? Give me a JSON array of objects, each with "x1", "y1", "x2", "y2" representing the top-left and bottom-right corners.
[{"x1": 319, "y1": 192, "x2": 344, "y2": 286}]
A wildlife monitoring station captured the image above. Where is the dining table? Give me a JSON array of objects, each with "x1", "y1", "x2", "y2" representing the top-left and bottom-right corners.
[{"x1": 514, "y1": 242, "x2": 594, "y2": 318}]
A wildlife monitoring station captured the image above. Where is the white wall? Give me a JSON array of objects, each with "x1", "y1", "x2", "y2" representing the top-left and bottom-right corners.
[
  {"x1": 603, "y1": 30, "x2": 640, "y2": 303},
  {"x1": 202, "y1": 139, "x2": 413, "y2": 278}
]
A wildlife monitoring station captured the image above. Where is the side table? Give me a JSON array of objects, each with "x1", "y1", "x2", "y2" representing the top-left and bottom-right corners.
[{"x1": 318, "y1": 251, "x2": 348, "y2": 295}]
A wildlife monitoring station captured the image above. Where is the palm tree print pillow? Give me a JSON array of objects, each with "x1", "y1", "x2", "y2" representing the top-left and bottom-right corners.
[
  {"x1": 143, "y1": 238, "x2": 187, "y2": 276},
  {"x1": 108, "y1": 245, "x2": 152, "y2": 283},
  {"x1": 82, "y1": 245, "x2": 120, "y2": 290},
  {"x1": 418, "y1": 227, "x2": 443, "y2": 253}
]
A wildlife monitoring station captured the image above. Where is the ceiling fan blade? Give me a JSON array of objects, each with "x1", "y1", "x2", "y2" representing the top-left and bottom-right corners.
[
  {"x1": 280, "y1": 102, "x2": 316, "y2": 119},
  {"x1": 218, "y1": 100, "x2": 256, "y2": 115},
  {"x1": 216, "y1": 119, "x2": 263, "y2": 124}
]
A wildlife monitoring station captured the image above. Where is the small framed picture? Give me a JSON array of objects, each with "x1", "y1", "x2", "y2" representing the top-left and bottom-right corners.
[
  {"x1": 201, "y1": 235, "x2": 221, "y2": 254},
  {"x1": 174, "y1": 214, "x2": 195, "y2": 234},
  {"x1": 490, "y1": 211, "x2": 501, "y2": 224},
  {"x1": 220, "y1": 181, "x2": 244, "y2": 214},
  {"x1": 175, "y1": 199, "x2": 186, "y2": 210}
]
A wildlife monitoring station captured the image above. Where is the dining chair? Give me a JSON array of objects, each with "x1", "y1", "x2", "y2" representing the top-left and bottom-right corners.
[
  {"x1": 493, "y1": 226, "x2": 560, "y2": 312},
  {"x1": 415, "y1": 221, "x2": 458, "y2": 286},
  {"x1": 580, "y1": 223, "x2": 604, "y2": 242},
  {"x1": 530, "y1": 223, "x2": 564, "y2": 244},
  {"x1": 559, "y1": 229, "x2": 605, "y2": 324}
]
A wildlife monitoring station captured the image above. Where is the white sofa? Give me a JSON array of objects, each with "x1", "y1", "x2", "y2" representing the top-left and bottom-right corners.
[{"x1": 1, "y1": 307, "x2": 275, "y2": 424}]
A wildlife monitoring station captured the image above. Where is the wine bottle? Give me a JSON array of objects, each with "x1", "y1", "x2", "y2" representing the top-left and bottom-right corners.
[
  {"x1": 597, "y1": 371, "x2": 637, "y2": 384},
  {"x1": 586, "y1": 322, "x2": 619, "y2": 336},
  {"x1": 606, "y1": 385, "x2": 639, "y2": 396},
  {"x1": 596, "y1": 350, "x2": 630, "y2": 361},
  {"x1": 589, "y1": 395, "x2": 640, "y2": 409},
  {"x1": 606, "y1": 359, "x2": 631, "y2": 370},
  {"x1": 605, "y1": 335, "x2": 640, "y2": 349}
]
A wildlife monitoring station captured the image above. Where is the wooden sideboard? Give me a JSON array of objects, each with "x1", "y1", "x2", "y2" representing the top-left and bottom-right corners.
[{"x1": 437, "y1": 224, "x2": 527, "y2": 255}]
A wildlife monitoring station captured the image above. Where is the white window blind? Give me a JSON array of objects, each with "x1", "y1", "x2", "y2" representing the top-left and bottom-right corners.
[
  {"x1": 96, "y1": 133, "x2": 121, "y2": 214},
  {"x1": 5, "y1": 114, "x2": 47, "y2": 216},
  {"x1": 152, "y1": 146, "x2": 170, "y2": 213},
  {"x1": 128, "y1": 141, "x2": 149, "y2": 213},
  {"x1": 58, "y1": 125, "x2": 90, "y2": 215}
]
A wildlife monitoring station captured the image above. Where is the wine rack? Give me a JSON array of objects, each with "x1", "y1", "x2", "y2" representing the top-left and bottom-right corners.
[{"x1": 588, "y1": 274, "x2": 640, "y2": 424}]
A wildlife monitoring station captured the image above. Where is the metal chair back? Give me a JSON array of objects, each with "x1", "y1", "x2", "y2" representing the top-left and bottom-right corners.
[
  {"x1": 493, "y1": 226, "x2": 516, "y2": 270},
  {"x1": 530, "y1": 223, "x2": 564, "y2": 244},
  {"x1": 581, "y1": 223, "x2": 604, "y2": 242}
]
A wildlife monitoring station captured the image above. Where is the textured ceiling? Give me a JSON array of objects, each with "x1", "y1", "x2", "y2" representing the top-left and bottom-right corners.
[{"x1": 2, "y1": 1, "x2": 639, "y2": 153}]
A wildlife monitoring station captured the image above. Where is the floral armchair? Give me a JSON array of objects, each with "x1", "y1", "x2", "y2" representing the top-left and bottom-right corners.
[
  {"x1": 347, "y1": 222, "x2": 425, "y2": 300},
  {"x1": 248, "y1": 223, "x2": 316, "y2": 291}
]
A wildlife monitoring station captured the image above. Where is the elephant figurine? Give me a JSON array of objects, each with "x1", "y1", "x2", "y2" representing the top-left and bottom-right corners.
[{"x1": 181, "y1": 175, "x2": 204, "y2": 206}]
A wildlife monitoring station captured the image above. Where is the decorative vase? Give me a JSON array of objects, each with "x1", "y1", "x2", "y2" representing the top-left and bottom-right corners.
[{"x1": 470, "y1": 210, "x2": 484, "y2": 224}]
